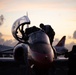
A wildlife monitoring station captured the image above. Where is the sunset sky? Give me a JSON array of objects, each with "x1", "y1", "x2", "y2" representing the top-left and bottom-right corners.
[{"x1": 0, "y1": 0, "x2": 76, "y2": 50}]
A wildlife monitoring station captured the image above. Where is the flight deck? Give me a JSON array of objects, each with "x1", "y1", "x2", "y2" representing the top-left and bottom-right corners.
[{"x1": 0, "y1": 57, "x2": 68, "y2": 75}]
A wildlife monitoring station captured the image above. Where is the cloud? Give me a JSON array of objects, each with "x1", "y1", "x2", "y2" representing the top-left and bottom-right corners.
[
  {"x1": 68, "y1": 36, "x2": 72, "y2": 39},
  {"x1": 65, "y1": 42, "x2": 76, "y2": 51},
  {"x1": 53, "y1": 38, "x2": 59, "y2": 46},
  {"x1": 3, "y1": 39, "x2": 18, "y2": 47},
  {"x1": 0, "y1": 15, "x2": 4, "y2": 26},
  {"x1": 73, "y1": 30, "x2": 76, "y2": 39},
  {"x1": 0, "y1": 32, "x2": 17, "y2": 46},
  {"x1": 0, "y1": 38, "x2": 4, "y2": 45},
  {"x1": 0, "y1": 32, "x2": 3, "y2": 38},
  {"x1": 0, "y1": 32, "x2": 4, "y2": 44}
]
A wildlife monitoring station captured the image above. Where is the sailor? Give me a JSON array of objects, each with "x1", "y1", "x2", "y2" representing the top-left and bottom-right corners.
[
  {"x1": 18, "y1": 25, "x2": 28, "y2": 42},
  {"x1": 40, "y1": 23, "x2": 55, "y2": 45},
  {"x1": 19, "y1": 25, "x2": 41, "y2": 42},
  {"x1": 25, "y1": 26, "x2": 41, "y2": 35}
]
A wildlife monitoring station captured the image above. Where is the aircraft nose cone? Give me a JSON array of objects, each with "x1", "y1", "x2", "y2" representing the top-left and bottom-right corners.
[
  {"x1": 45, "y1": 55, "x2": 48, "y2": 59},
  {"x1": 45, "y1": 55, "x2": 50, "y2": 62}
]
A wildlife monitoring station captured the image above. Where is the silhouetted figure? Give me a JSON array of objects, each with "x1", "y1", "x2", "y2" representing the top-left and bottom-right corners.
[
  {"x1": 40, "y1": 23, "x2": 55, "y2": 45},
  {"x1": 18, "y1": 25, "x2": 28, "y2": 42},
  {"x1": 24, "y1": 26, "x2": 41, "y2": 42},
  {"x1": 40, "y1": 23, "x2": 57, "y2": 59},
  {"x1": 65, "y1": 45, "x2": 76, "y2": 75},
  {"x1": 19, "y1": 25, "x2": 24, "y2": 36},
  {"x1": 19, "y1": 25, "x2": 41, "y2": 43},
  {"x1": 25, "y1": 26, "x2": 41, "y2": 35}
]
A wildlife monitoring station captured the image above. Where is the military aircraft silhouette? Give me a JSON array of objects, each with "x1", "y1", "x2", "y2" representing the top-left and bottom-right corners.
[
  {"x1": 0, "y1": 15, "x2": 70, "y2": 75},
  {"x1": 10, "y1": 15, "x2": 68, "y2": 70},
  {"x1": 12, "y1": 16, "x2": 54, "y2": 69},
  {"x1": 54, "y1": 36, "x2": 68, "y2": 56},
  {"x1": 0, "y1": 16, "x2": 69, "y2": 75}
]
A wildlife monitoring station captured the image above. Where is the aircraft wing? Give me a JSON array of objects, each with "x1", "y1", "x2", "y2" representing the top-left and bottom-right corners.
[
  {"x1": 53, "y1": 36, "x2": 68, "y2": 56},
  {"x1": 0, "y1": 48, "x2": 13, "y2": 57}
]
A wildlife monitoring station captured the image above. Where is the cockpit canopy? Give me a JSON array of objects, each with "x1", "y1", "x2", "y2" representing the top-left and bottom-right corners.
[
  {"x1": 28, "y1": 30, "x2": 50, "y2": 44},
  {"x1": 12, "y1": 16, "x2": 30, "y2": 42}
]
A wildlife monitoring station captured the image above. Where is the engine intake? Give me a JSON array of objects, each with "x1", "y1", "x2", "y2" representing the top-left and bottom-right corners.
[{"x1": 13, "y1": 43, "x2": 29, "y2": 64}]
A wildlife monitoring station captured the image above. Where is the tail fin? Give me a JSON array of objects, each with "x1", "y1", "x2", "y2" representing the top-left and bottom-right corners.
[{"x1": 56, "y1": 36, "x2": 66, "y2": 47}]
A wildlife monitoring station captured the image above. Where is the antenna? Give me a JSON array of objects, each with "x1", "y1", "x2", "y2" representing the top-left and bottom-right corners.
[
  {"x1": 26, "y1": 12, "x2": 28, "y2": 17},
  {"x1": 26, "y1": 12, "x2": 29, "y2": 28}
]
